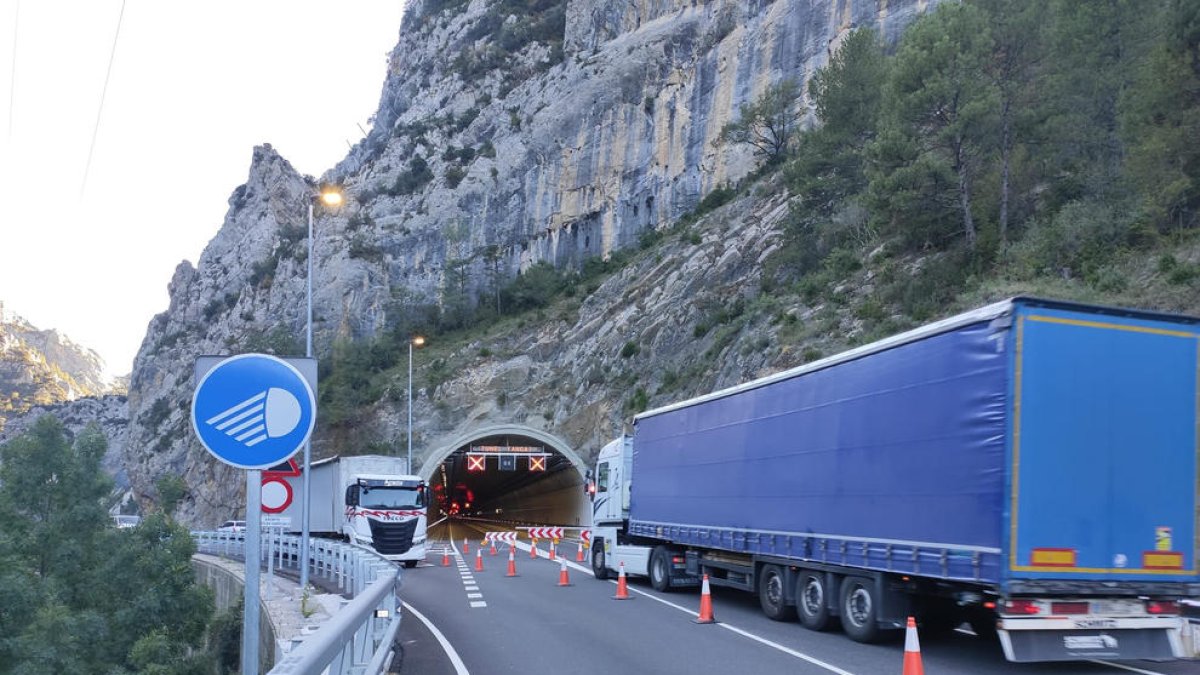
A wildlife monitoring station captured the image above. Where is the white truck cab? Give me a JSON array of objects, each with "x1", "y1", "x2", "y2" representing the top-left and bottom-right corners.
[{"x1": 344, "y1": 473, "x2": 428, "y2": 567}]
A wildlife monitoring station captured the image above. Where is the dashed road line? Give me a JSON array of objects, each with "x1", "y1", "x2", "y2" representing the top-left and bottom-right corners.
[{"x1": 448, "y1": 534, "x2": 489, "y2": 609}]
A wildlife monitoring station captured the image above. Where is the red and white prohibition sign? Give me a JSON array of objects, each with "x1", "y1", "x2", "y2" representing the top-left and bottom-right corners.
[{"x1": 261, "y1": 458, "x2": 300, "y2": 514}]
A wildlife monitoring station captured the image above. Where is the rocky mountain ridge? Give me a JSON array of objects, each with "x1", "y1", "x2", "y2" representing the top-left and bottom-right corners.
[
  {"x1": 110, "y1": 0, "x2": 941, "y2": 526},
  {"x1": 0, "y1": 302, "x2": 124, "y2": 433}
]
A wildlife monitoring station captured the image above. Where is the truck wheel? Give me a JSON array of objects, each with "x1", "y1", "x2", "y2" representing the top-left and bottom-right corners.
[
  {"x1": 592, "y1": 542, "x2": 610, "y2": 580},
  {"x1": 839, "y1": 577, "x2": 882, "y2": 643},
  {"x1": 797, "y1": 572, "x2": 831, "y2": 631},
  {"x1": 650, "y1": 546, "x2": 673, "y2": 592},
  {"x1": 759, "y1": 564, "x2": 797, "y2": 621}
]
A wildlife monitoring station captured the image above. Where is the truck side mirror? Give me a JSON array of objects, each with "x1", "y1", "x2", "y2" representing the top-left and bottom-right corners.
[
  {"x1": 345, "y1": 485, "x2": 360, "y2": 507},
  {"x1": 417, "y1": 484, "x2": 427, "y2": 508}
]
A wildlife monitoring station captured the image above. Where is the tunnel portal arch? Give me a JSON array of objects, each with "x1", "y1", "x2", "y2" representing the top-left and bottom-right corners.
[
  {"x1": 418, "y1": 424, "x2": 588, "y2": 482},
  {"x1": 419, "y1": 424, "x2": 591, "y2": 525}
]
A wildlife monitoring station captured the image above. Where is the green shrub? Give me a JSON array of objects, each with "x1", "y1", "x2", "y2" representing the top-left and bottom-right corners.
[
  {"x1": 626, "y1": 387, "x2": 649, "y2": 413},
  {"x1": 620, "y1": 341, "x2": 639, "y2": 358},
  {"x1": 445, "y1": 166, "x2": 467, "y2": 188}
]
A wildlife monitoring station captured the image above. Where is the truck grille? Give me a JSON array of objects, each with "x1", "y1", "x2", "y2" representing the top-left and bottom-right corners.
[{"x1": 367, "y1": 518, "x2": 417, "y2": 555}]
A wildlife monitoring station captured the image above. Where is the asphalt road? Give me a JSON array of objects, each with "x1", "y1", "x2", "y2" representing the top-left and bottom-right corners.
[{"x1": 393, "y1": 521, "x2": 1197, "y2": 675}]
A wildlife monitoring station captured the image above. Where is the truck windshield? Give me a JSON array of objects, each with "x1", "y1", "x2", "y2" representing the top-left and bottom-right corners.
[{"x1": 360, "y1": 487, "x2": 423, "y2": 509}]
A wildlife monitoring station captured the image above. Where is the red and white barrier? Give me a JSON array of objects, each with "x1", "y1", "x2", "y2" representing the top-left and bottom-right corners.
[{"x1": 525, "y1": 527, "x2": 564, "y2": 540}]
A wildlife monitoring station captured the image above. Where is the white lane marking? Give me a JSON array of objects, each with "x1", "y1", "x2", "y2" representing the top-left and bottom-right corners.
[
  {"x1": 467, "y1": 593, "x2": 483, "y2": 599},
  {"x1": 465, "y1": 530, "x2": 857, "y2": 672},
  {"x1": 511, "y1": 536, "x2": 858, "y2": 675},
  {"x1": 464, "y1": 586, "x2": 479, "y2": 591},
  {"x1": 612, "y1": 582, "x2": 855, "y2": 675},
  {"x1": 1089, "y1": 661, "x2": 1169, "y2": 675},
  {"x1": 470, "y1": 601, "x2": 487, "y2": 608},
  {"x1": 402, "y1": 601, "x2": 470, "y2": 675}
]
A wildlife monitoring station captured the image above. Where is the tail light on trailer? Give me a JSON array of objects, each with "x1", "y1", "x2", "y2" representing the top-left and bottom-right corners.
[
  {"x1": 1145, "y1": 601, "x2": 1180, "y2": 615},
  {"x1": 1050, "y1": 602, "x2": 1089, "y2": 615},
  {"x1": 1003, "y1": 599, "x2": 1041, "y2": 615}
]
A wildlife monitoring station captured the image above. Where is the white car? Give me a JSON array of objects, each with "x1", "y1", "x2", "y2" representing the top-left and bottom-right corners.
[{"x1": 217, "y1": 520, "x2": 246, "y2": 532}]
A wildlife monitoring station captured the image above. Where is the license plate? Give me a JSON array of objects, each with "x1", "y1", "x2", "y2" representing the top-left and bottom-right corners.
[{"x1": 1091, "y1": 600, "x2": 1139, "y2": 615}]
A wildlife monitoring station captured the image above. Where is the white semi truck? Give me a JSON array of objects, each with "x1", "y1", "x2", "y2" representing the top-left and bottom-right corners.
[{"x1": 278, "y1": 455, "x2": 428, "y2": 567}]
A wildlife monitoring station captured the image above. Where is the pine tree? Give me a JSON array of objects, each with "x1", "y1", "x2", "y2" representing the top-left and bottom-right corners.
[{"x1": 870, "y1": 2, "x2": 998, "y2": 249}]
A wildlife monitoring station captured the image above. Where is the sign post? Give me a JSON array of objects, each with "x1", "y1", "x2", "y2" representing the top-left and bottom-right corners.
[{"x1": 192, "y1": 354, "x2": 315, "y2": 675}]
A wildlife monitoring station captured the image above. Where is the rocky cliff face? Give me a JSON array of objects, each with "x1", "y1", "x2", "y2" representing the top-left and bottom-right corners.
[
  {"x1": 121, "y1": 0, "x2": 938, "y2": 526},
  {"x1": 0, "y1": 304, "x2": 123, "y2": 433}
]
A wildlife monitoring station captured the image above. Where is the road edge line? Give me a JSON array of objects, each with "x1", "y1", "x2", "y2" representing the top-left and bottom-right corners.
[{"x1": 401, "y1": 601, "x2": 470, "y2": 675}]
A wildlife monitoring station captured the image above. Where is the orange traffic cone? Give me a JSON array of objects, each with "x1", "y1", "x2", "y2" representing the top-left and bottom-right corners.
[
  {"x1": 576, "y1": 541, "x2": 585, "y2": 562},
  {"x1": 506, "y1": 545, "x2": 518, "y2": 577},
  {"x1": 530, "y1": 540, "x2": 539, "y2": 559},
  {"x1": 693, "y1": 574, "x2": 716, "y2": 624},
  {"x1": 489, "y1": 540, "x2": 497, "y2": 556},
  {"x1": 462, "y1": 537, "x2": 469, "y2": 555},
  {"x1": 474, "y1": 548, "x2": 484, "y2": 572},
  {"x1": 613, "y1": 562, "x2": 630, "y2": 600},
  {"x1": 557, "y1": 558, "x2": 572, "y2": 586},
  {"x1": 903, "y1": 616, "x2": 924, "y2": 675},
  {"x1": 549, "y1": 542, "x2": 557, "y2": 561},
  {"x1": 441, "y1": 547, "x2": 450, "y2": 567}
]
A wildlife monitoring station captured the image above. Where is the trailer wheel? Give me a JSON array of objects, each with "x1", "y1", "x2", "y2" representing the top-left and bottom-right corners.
[
  {"x1": 840, "y1": 577, "x2": 882, "y2": 643},
  {"x1": 592, "y1": 541, "x2": 610, "y2": 580},
  {"x1": 797, "y1": 572, "x2": 831, "y2": 631},
  {"x1": 759, "y1": 564, "x2": 797, "y2": 621},
  {"x1": 650, "y1": 546, "x2": 673, "y2": 592}
]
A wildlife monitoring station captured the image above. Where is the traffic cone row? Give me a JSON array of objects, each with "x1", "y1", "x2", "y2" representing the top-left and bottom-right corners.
[
  {"x1": 462, "y1": 537, "x2": 469, "y2": 555},
  {"x1": 530, "y1": 540, "x2": 539, "y2": 559},
  {"x1": 576, "y1": 542, "x2": 585, "y2": 562},
  {"x1": 441, "y1": 547, "x2": 450, "y2": 567},
  {"x1": 557, "y1": 558, "x2": 571, "y2": 586},
  {"x1": 903, "y1": 616, "x2": 924, "y2": 675},
  {"x1": 693, "y1": 574, "x2": 715, "y2": 623},
  {"x1": 474, "y1": 548, "x2": 484, "y2": 572},
  {"x1": 489, "y1": 540, "x2": 497, "y2": 556},
  {"x1": 549, "y1": 541, "x2": 557, "y2": 561}
]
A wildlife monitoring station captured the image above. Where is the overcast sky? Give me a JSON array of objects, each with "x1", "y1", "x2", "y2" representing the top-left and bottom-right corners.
[{"x1": 0, "y1": 1, "x2": 407, "y2": 378}]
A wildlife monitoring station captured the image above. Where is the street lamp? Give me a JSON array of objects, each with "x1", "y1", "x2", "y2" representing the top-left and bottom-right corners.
[
  {"x1": 300, "y1": 186, "x2": 342, "y2": 592},
  {"x1": 408, "y1": 335, "x2": 425, "y2": 473}
]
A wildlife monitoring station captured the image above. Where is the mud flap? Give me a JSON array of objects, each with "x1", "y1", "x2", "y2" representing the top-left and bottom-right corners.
[{"x1": 999, "y1": 628, "x2": 1181, "y2": 662}]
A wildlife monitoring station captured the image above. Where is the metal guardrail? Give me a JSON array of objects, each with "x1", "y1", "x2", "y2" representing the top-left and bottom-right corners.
[{"x1": 192, "y1": 531, "x2": 402, "y2": 674}]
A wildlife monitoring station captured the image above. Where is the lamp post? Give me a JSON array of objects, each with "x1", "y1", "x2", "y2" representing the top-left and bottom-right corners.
[
  {"x1": 407, "y1": 335, "x2": 425, "y2": 473},
  {"x1": 300, "y1": 187, "x2": 342, "y2": 592}
]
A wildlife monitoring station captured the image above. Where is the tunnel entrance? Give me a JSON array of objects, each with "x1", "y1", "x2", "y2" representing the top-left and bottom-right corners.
[{"x1": 420, "y1": 425, "x2": 589, "y2": 527}]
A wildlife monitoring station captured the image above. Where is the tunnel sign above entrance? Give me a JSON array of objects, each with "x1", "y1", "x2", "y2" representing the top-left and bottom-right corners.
[
  {"x1": 467, "y1": 444, "x2": 549, "y2": 472},
  {"x1": 191, "y1": 354, "x2": 316, "y2": 470}
]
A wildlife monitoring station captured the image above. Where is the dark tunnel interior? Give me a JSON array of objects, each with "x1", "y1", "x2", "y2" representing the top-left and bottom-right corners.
[{"x1": 431, "y1": 432, "x2": 589, "y2": 527}]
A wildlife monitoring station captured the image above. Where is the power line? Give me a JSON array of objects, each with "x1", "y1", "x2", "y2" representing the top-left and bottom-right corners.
[
  {"x1": 8, "y1": 0, "x2": 17, "y2": 139},
  {"x1": 80, "y1": 0, "x2": 126, "y2": 200}
]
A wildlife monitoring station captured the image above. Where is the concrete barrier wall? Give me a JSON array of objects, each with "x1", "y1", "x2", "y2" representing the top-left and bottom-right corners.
[{"x1": 193, "y1": 556, "x2": 276, "y2": 672}]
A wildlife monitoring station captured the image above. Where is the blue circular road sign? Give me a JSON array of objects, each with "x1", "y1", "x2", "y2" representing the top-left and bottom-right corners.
[{"x1": 191, "y1": 354, "x2": 316, "y2": 470}]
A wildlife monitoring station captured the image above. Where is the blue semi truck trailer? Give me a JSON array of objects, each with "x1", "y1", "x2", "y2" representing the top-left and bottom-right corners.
[{"x1": 587, "y1": 297, "x2": 1199, "y2": 662}]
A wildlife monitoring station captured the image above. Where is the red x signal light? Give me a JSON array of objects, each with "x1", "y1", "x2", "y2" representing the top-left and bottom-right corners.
[
  {"x1": 467, "y1": 455, "x2": 486, "y2": 472},
  {"x1": 529, "y1": 456, "x2": 546, "y2": 472}
]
